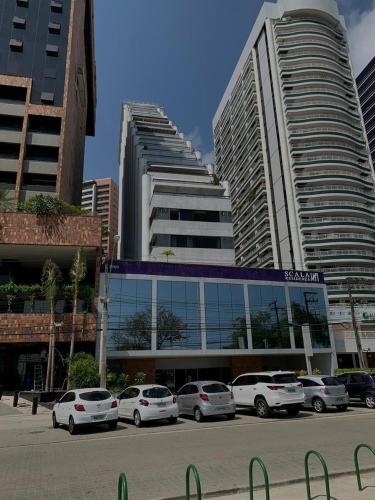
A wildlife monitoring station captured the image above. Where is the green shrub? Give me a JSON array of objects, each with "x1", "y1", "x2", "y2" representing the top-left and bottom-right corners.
[
  {"x1": 107, "y1": 372, "x2": 129, "y2": 394},
  {"x1": 18, "y1": 194, "x2": 92, "y2": 217},
  {"x1": 312, "y1": 368, "x2": 321, "y2": 375},
  {"x1": 68, "y1": 352, "x2": 99, "y2": 389},
  {"x1": 297, "y1": 369, "x2": 308, "y2": 376},
  {"x1": 134, "y1": 371, "x2": 146, "y2": 385},
  {"x1": 334, "y1": 367, "x2": 369, "y2": 375}
]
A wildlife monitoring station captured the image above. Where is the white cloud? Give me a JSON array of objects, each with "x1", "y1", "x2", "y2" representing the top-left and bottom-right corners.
[
  {"x1": 186, "y1": 126, "x2": 202, "y2": 149},
  {"x1": 346, "y1": 0, "x2": 375, "y2": 76}
]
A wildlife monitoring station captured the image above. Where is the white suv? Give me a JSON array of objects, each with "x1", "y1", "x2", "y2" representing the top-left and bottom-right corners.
[{"x1": 229, "y1": 371, "x2": 305, "y2": 418}]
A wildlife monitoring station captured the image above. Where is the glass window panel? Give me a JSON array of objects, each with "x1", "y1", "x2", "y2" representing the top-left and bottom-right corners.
[
  {"x1": 108, "y1": 279, "x2": 152, "y2": 351},
  {"x1": 205, "y1": 283, "x2": 247, "y2": 350},
  {"x1": 157, "y1": 280, "x2": 201, "y2": 350},
  {"x1": 248, "y1": 285, "x2": 290, "y2": 349},
  {"x1": 289, "y1": 287, "x2": 330, "y2": 348}
]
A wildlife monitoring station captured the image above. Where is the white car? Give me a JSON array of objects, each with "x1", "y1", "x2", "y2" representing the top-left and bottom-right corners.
[
  {"x1": 52, "y1": 388, "x2": 118, "y2": 434},
  {"x1": 117, "y1": 384, "x2": 179, "y2": 427},
  {"x1": 229, "y1": 371, "x2": 305, "y2": 418}
]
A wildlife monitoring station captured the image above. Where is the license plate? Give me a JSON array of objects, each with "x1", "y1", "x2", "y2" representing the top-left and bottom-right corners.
[
  {"x1": 287, "y1": 388, "x2": 296, "y2": 393},
  {"x1": 158, "y1": 402, "x2": 167, "y2": 407},
  {"x1": 93, "y1": 414, "x2": 105, "y2": 421},
  {"x1": 336, "y1": 398, "x2": 344, "y2": 402},
  {"x1": 216, "y1": 406, "x2": 227, "y2": 411}
]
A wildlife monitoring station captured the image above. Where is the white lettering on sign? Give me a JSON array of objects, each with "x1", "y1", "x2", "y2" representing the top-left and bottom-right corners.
[{"x1": 284, "y1": 271, "x2": 320, "y2": 283}]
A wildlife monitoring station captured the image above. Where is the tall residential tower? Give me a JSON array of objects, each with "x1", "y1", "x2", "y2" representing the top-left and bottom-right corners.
[
  {"x1": 213, "y1": 0, "x2": 375, "y2": 306},
  {"x1": 0, "y1": 0, "x2": 96, "y2": 205},
  {"x1": 357, "y1": 56, "x2": 375, "y2": 168},
  {"x1": 119, "y1": 102, "x2": 234, "y2": 266}
]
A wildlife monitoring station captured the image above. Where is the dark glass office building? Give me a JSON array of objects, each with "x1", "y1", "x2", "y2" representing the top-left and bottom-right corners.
[
  {"x1": 357, "y1": 56, "x2": 375, "y2": 167},
  {"x1": 100, "y1": 261, "x2": 336, "y2": 389}
]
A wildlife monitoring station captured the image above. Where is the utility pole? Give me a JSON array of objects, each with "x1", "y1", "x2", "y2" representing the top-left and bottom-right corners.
[
  {"x1": 347, "y1": 279, "x2": 367, "y2": 369},
  {"x1": 270, "y1": 300, "x2": 282, "y2": 346},
  {"x1": 99, "y1": 234, "x2": 120, "y2": 388}
]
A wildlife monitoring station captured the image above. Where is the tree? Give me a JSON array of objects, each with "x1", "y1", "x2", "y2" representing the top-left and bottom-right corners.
[
  {"x1": 156, "y1": 306, "x2": 187, "y2": 349},
  {"x1": 69, "y1": 248, "x2": 87, "y2": 361},
  {"x1": 68, "y1": 353, "x2": 99, "y2": 389},
  {"x1": 161, "y1": 249, "x2": 175, "y2": 263},
  {"x1": 42, "y1": 259, "x2": 62, "y2": 391}
]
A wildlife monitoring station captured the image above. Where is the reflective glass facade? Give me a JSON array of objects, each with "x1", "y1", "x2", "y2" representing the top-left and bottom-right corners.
[
  {"x1": 104, "y1": 263, "x2": 331, "y2": 354},
  {"x1": 248, "y1": 285, "x2": 290, "y2": 349},
  {"x1": 289, "y1": 287, "x2": 330, "y2": 348}
]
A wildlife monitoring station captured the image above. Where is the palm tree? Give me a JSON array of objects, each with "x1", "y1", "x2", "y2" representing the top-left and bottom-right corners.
[
  {"x1": 42, "y1": 259, "x2": 62, "y2": 391},
  {"x1": 162, "y1": 249, "x2": 175, "y2": 263},
  {"x1": 69, "y1": 248, "x2": 87, "y2": 360},
  {"x1": 0, "y1": 190, "x2": 14, "y2": 212}
]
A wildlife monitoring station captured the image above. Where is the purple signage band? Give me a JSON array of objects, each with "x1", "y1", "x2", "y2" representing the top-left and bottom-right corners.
[{"x1": 103, "y1": 261, "x2": 325, "y2": 284}]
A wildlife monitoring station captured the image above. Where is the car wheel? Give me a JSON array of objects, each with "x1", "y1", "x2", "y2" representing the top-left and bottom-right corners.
[
  {"x1": 364, "y1": 394, "x2": 375, "y2": 409},
  {"x1": 255, "y1": 398, "x2": 271, "y2": 418},
  {"x1": 52, "y1": 412, "x2": 59, "y2": 429},
  {"x1": 108, "y1": 420, "x2": 117, "y2": 431},
  {"x1": 68, "y1": 416, "x2": 76, "y2": 435},
  {"x1": 134, "y1": 410, "x2": 142, "y2": 428},
  {"x1": 169, "y1": 416, "x2": 178, "y2": 424},
  {"x1": 286, "y1": 407, "x2": 300, "y2": 417},
  {"x1": 336, "y1": 404, "x2": 348, "y2": 412},
  {"x1": 194, "y1": 407, "x2": 204, "y2": 422},
  {"x1": 227, "y1": 413, "x2": 236, "y2": 420},
  {"x1": 312, "y1": 397, "x2": 326, "y2": 413}
]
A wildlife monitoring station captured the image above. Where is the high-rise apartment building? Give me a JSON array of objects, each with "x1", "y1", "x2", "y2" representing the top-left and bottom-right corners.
[
  {"x1": 357, "y1": 56, "x2": 375, "y2": 168},
  {"x1": 81, "y1": 178, "x2": 119, "y2": 256},
  {"x1": 213, "y1": 0, "x2": 375, "y2": 306},
  {"x1": 119, "y1": 102, "x2": 234, "y2": 266},
  {"x1": 0, "y1": 0, "x2": 96, "y2": 205}
]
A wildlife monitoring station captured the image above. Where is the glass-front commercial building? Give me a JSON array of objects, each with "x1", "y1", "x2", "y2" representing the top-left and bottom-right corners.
[{"x1": 99, "y1": 261, "x2": 336, "y2": 389}]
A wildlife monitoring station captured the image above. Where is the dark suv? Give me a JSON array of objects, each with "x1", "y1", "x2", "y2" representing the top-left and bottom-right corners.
[{"x1": 336, "y1": 372, "x2": 375, "y2": 409}]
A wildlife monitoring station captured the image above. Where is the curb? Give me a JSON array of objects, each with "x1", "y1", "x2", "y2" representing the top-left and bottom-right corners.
[{"x1": 159, "y1": 466, "x2": 375, "y2": 500}]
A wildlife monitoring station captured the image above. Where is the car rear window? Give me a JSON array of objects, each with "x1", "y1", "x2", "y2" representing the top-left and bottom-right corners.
[
  {"x1": 272, "y1": 374, "x2": 299, "y2": 384},
  {"x1": 143, "y1": 387, "x2": 172, "y2": 398},
  {"x1": 321, "y1": 377, "x2": 340, "y2": 386},
  {"x1": 202, "y1": 383, "x2": 229, "y2": 393},
  {"x1": 80, "y1": 390, "x2": 111, "y2": 401}
]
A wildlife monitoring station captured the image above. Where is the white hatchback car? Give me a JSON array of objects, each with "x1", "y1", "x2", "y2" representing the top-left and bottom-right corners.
[
  {"x1": 229, "y1": 371, "x2": 305, "y2": 418},
  {"x1": 117, "y1": 384, "x2": 179, "y2": 427},
  {"x1": 52, "y1": 388, "x2": 118, "y2": 434}
]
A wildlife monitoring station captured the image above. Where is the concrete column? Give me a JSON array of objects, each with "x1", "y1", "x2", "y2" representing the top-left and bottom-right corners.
[{"x1": 141, "y1": 174, "x2": 151, "y2": 261}]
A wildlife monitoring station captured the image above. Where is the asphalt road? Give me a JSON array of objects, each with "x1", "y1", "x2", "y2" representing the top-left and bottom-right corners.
[{"x1": 1, "y1": 405, "x2": 375, "y2": 500}]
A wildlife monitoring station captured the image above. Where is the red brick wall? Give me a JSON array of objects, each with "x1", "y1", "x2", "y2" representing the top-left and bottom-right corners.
[
  {"x1": 0, "y1": 213, "x2": 101, "y2": 247},
  {"x1": 231, "y1": 356, "x2": 263, "y2": 379},
  {"x1": 0, "y1": 313, "x2": 97, "y2": 343},
  {"x1": 121, "y1": 359, "x2": 156, "y2": 384}
]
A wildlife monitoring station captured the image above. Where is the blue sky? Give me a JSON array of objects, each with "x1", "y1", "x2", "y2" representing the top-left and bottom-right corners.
[{"x1": 84, "y1": 0, "x2": 374, "y2": 183}]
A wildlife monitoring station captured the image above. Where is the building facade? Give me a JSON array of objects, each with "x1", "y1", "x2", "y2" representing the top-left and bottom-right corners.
[
  {"x1": 213, "y1": 0, "x2": 375, "y2": 308},
  {"x1": 81, "y1": 178, "x2": 119, "y2": 256},
  {"x1": 357, "y1": 56, "x2": 375, "y2": 168},
  {"x1": 101, "y1": 261, "x2": 336, "y2": 389},
  {"x1": 119, "y1": 102, "x2": 234, "y2": 266},
  {"x1": 0, "y1": 0, "x2": 96, "y2": 205}
]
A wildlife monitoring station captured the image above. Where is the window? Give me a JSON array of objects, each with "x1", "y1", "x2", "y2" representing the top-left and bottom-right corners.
[
  {"x1": 233, "y1": 375, "x2": 256, "y2": 386},
  {"x1": 79, "y1": 391, "x2": 111, "y2": 401},
  {"x1": 9, "y1": 39, "x2": 23, "y2": 52},
  {"x1": 41, "y1": 92, "x2": 54, "y2": 104},
  {"x1": 46, "y1": 44, "x2": 59, "y2": 56},
  {"x1": 17, "y1": 0, "x2": 28, "y2": 6},
  {"x1": 350, "y1": 374, "x2": 365, "y2": 384},
  {"x1": 129, "y1": 388, "x2": 140, "y2": 398},
  {"x1": 48, "y1": 21, "x2": 61, "y2": 34},
  {"x1": 321, "y1": 377, "x2": 340, "y2": 386},
  {"x1": 202, "y1": 383, "x2": 229, "y2": 394},
  {"x1": 272, "y1": 373, "x2": 298, "y2": 384},
  {"x1": 257, "y1": 375, "x2": 272, "y2": 383},
  {"x1": 299, "y1": 378, "x2": 319, "y2": 387},
  {"x1": 143, "y1": 387, "x2": 171, "y2": 398},
  {"x1": 50, "y1": 0, "x2": 62, "y2": 12},
  {"x1": 188, "y1": 384, "x2": 199, "y2": 394},
  {"x1": 13, "y1": 16, "x2": 26, "y2": 28}
]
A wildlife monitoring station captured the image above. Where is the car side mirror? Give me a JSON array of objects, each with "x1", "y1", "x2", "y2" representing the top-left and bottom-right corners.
[{"x1": 227, "y1": 382, "x2": 232, "y2": 386}]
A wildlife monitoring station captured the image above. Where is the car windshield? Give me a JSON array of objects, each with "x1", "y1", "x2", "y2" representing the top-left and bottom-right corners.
[
  {"x1": 321, "y1": 377, "x2": 340, "y2": 386},
  {"x1": 202, "y1": 383, "x2": 229, "y2": 393},
  {"x1": 272, "y1": 374, "x2": 299, "y2": 384},
  {"x1": 80, "y1": 390, "x2": 111, "y2": 401},
  {"x1": 142, "y1": 387, "x2": 171, "y2": 398}
]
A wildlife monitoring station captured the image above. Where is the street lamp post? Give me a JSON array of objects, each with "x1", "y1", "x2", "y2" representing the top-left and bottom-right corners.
[
  {"x1": 346, "y1": 279, "x2": 367, "y2": 369},
  {"x1": 99, "y1": 234, "x2": 120, "y2": 388}
]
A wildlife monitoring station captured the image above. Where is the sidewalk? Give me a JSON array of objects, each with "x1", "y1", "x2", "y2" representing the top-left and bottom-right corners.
[
  {"x1": 210, "y1": 470, "x2": 375, "y2": 500},
  {"x1": 0, "y1": 394, "x2": 51, "y2": 415}
]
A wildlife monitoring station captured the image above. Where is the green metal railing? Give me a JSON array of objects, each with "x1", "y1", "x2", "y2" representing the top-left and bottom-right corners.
[
  {"x1": 354, "y1": 443, "x2": 375, "y2": 491},
  {"x1": 185, "y1": 464, "x2": 202, "y2": 500},
  {"x1": 249, "y1": 456, "x2": 270, "y2": 500},
  {"x1": 304, "y1": 450, "x2": 331, "y2": 500},
  {"x1": 118, "y1": 472, "x2": 128, "y2": 500}
]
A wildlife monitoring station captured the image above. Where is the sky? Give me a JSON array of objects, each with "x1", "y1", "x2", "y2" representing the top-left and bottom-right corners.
[{"x1": 84, "y1": 0, "x2": 375, "y2": 183}]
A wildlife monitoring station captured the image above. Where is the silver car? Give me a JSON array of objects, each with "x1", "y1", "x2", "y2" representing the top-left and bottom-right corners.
[
  {"x1": 177, "y1": 381, "x2": 236, "y2": 422},
  {"x1": 299, "y1": 375, "x2": 349, "y2": 413}
]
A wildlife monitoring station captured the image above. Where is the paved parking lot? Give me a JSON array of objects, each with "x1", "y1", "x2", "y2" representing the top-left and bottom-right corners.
[{"x1": 0, "y1": 404, "x2": 375, "y2": 499}]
